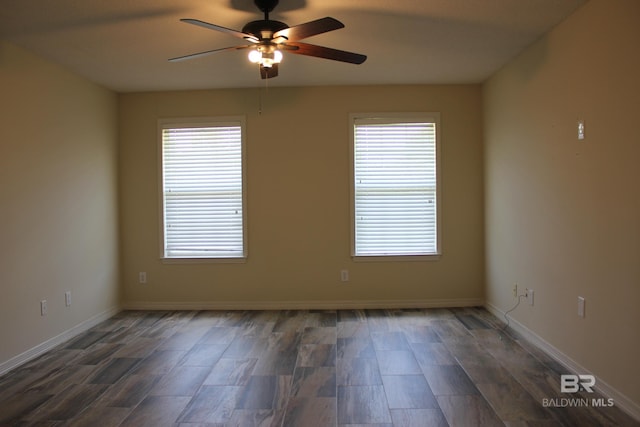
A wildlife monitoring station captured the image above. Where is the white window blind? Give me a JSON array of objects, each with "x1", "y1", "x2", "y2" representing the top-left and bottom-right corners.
[
  {"x1": 352, "y1": 116, "x2": 439, "y2": 257},
  {"x1": 161, "y1": 121, "x2": 245, "y2": 259}
]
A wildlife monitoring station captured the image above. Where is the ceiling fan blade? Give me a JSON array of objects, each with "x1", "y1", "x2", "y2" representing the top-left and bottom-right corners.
[
  {"x1": 169, "y1": 45, "x2": 250, "y2": 62},
  {"x1": 284, "y1": 42, "x2": 366, "y2": 64},
  {"x1": 260, "y1": 63, "x2": 279, "y2": 79},
  {"x1": 180, "y1": 18, "x2": 259, "y2": 42},
  {"x1": 273, "y1": 17, "x2": 344, "y2": 41}
]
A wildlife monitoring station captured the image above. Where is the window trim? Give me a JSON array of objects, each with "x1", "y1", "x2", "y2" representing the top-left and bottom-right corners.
[
  {"x1": 349, "y1": 112, "x2": 442, "y2": 261},
  {"x1": 158, "y1": 116, "x2": 248, "y2": 263}
]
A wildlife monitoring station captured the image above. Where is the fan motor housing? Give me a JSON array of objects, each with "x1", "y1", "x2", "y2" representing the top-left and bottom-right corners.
[
  {"x1": 254, "y1": 0, "x2": 279, "y2": 13},
  {"x1": 242, "y1": 20, "x2": 288, "y2": 40}
]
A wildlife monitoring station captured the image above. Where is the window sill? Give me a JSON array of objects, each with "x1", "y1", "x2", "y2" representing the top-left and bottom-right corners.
[
  {"x1": 352, "y1": 254, "x2": 441, "y2": 263},
  {"x1": 161, "y1": 257, "x2": 247, "y2": 264}
]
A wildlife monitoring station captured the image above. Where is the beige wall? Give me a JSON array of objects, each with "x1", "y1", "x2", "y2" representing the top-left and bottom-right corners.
[
  {"x1": 0, "y1": 41, "x2": 119, "y2": 366},
  {"x1": 484, "y1": 0, "x2": 639, "y2": 410},
  {"x1": 118, "y1": 85, "x2": 484, "y2": 307}
]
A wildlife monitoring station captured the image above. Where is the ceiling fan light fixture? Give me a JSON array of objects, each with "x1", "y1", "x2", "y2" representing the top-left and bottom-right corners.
[
  {"x1": 248, "y1": 48, "x2": 282, "y2": 67},
  {"x1": 248, "y1": 49, "x2": 262, "y2": 63}
]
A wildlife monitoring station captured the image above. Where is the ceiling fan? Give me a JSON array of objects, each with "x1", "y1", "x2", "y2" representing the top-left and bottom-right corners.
[{"x1": 169, "y1": 0, "x2": 367, "y2": 79}]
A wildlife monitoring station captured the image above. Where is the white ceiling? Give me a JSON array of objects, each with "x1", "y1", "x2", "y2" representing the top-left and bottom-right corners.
[{"x1": 0, "y1": 0, "x2": 587, "y2": 92}]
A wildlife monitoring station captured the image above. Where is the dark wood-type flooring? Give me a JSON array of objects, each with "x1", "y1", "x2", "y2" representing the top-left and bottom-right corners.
[{"x1": 0, "y1": 307, "x2": 637, "y2": 426}]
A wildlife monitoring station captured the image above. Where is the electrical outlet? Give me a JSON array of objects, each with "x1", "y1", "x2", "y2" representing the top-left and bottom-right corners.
[
  {"x1": 578, "y1": 296, "x2": 585, "y2": 318},
  {"x1": 340, "y1": 269, "x2": 349, "y2": 282},
  {"x1": 512, "y1": 283, "x2": 518, "y2": 298},
  {"x1": 40, "y1": 300, "x2": 47, "y2": 316},
  {"x1": 65, "y1": 291, "x2": 71, "y2": 307},
  {"x1": 526, "y1": 288, "x2": 534, "y2": 306},
  {"x1": 139, "y1": 272, "x2": 147, "y2": 284}
]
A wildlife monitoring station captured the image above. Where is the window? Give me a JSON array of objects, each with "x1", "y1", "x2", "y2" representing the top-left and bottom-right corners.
[
  {"x1": 160, "y1": 117, "x2": 246, "y2": 260},
  {"x1": 350, "y1": 113, "x2": 440, "y2": 258}
]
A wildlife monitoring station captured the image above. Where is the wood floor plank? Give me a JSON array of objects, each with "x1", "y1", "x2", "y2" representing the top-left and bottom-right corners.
[
  {"x1": 371, "y1": 331, "x2": 412, "y2": 351},
  {"x1": 431, "y1": 319, "x2": 474, "y2": 341},
  {"x1": 236, "y1": 375, "x2": 279, "y2": 409},
  {"x1": 112, "y1": 336, "x2": 161, "y2": 358},
  {"x1": 198, "y1": 326, "x2": 238, "y2": 345},
  {"x1": 64, "y1": 331, "x2": 111, "y2": 350},
  {"x1": 305, "y1": 310, "x2": 337, "y2": 327},
  {"x1": 475, "y1": 380, "x2": 555, "y2": 423},
  {"x1": 337, "y1": 320, "x2": 370, "y2": 339},
  {"x1": 20, "y1": 348, "x2": 82, "y2": 373},
  {"x1": 296, "y1": 343, "x2": 336, "y2": 367},
  {"x1": 376, "y1": 350, "x2": 422, "y2": 375},
  {"x1": 301, "y1": 326, "x2": 337, "y2": 345},
  {"x1": 290, "y1": 366, "x2": 336, "y2": 398},
  {"x1": 74, "y1": 342, "x2": 125, "y2": 365},
  {"x1": 222, "y1": 335, "x2": 268, "y2": 358},
  {"x1": 87, "y1": 357, "x2": 141, "y2": 385},
  {"x1": 336, "y1": 309, "x2": 367, "y2": 323},
  {"x1": 422, "y1": 364, "x2": 480, "y2": 396},
  {"x1": 119, "y1": 395, "x2": 191, "y2": 427},
  {"x1": 437, "y1": 394, "x2": 503, "y2": 427},
  {"x1": 97, "y1": 373, "x2": 161, "y2": 407},
  {"x1": 131, "y1": 350, "x2": 186, "y2": 376},
  {"x1": 226, "y1": 408, "x2": 285, "y2": 427},
  {"x1": 337, "y1": 385, "x2": 392, "y2": 424},
  {"x1": 64, "y1": 405, "x2": 132, "y2": 427},
  {"x1": 0, "y1": 392, "x2": 53, "y2": 425},
  {"x1": 272, "y1": 311, "x2": 308, "y2": 333},
  {"x1": 252, "y1": 350, "x2": 298, "y2": 375},
  {"x1": 149, "y1": 366, "x2": 210, "y2": 397},
  {"x1": 180, "y1": 343, "x2": 227, "y2": 367},
  {"x1": 27, "y1": 383, "x2": 109, "y2": 421},
  {"x1": 24, "y1": 364, "x2": 96, "y2": 395},
  {"x1": 337, "y1": 357, "x2": 382, "y2": 386},
  {"x1": 337, "y1": 337, "x2": 376, "y2": 359},
  {"x1": 401, "y1": 324, "x2": 442, "y2": 344},
  {"x1": 410, "y1": 342, "x2": 458, "y2": 367},
  {"x1": 381, "y1": 375, "x2": 438, "y2": 409},
  {"x1": 455, "y1": 313, "x2": 492, "y2": 330},
  {"x1": 390, "y1": 408, "x2": 449, "y2": 427},
  {"x1": 282, "y1": 396, "x2": 337, "y2": 427},
  {"x1": 177, "y1": 385, "x2": 242, "y2": 424},
  {"x1": 203, "y1": 357, "x2": 258, "y2": 386},
  {"x1": 156, "y1": 328, "x2": 209, "y2": 351}
]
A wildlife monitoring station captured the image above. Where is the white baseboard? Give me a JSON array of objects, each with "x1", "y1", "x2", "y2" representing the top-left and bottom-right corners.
[
  {"x1": 122, "y1": 298, "x2": 484, "y2": 311},
  {"x1": 0, "y1": 306, "x2": 121, "y2": 377},
  {"x1": 485, "y1": 302, "x2": 640, "y2": 422}
]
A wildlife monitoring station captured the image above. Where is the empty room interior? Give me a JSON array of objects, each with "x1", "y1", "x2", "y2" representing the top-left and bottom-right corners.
[{"x1": 1, "y1": 0, "x2": 639, "y2": 425}]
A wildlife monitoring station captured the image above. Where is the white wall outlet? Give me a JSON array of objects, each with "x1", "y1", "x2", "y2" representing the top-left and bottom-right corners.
[
  {"x1": 578, "y1": 120, "x2": 585, "y2": 140},
  {"x1": 40, "y1": 300, "x2": 47, "y2": 316},
  {"x1": 340, "y1": 269, "x2": 349, "y2": 282},
  {"x1": 578, "y1": 296, "x2": 585, "y2": 318},
  {"x1": 526, "y1": 288, "x2": 534, "y2": 306},
  {"x1": 65, "y1": 291, "x2": 72, "y2": 307},
  {"x1": 139, "y1": 272, "x2": 147, "y2": 284}
]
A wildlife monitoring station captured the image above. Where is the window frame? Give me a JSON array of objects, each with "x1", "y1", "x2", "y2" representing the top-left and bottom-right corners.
[
  {"x1": 349, "y1": 112, "x2": 442, "y2": 261},
  {"x1": 158, "y1": 116, "x2": 248, "y2": 263}
]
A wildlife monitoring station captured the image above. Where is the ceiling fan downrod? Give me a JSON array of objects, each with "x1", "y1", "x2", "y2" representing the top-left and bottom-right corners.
[{"x1": 255, "y1": 0, "x2": 279, "y2": 20}]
